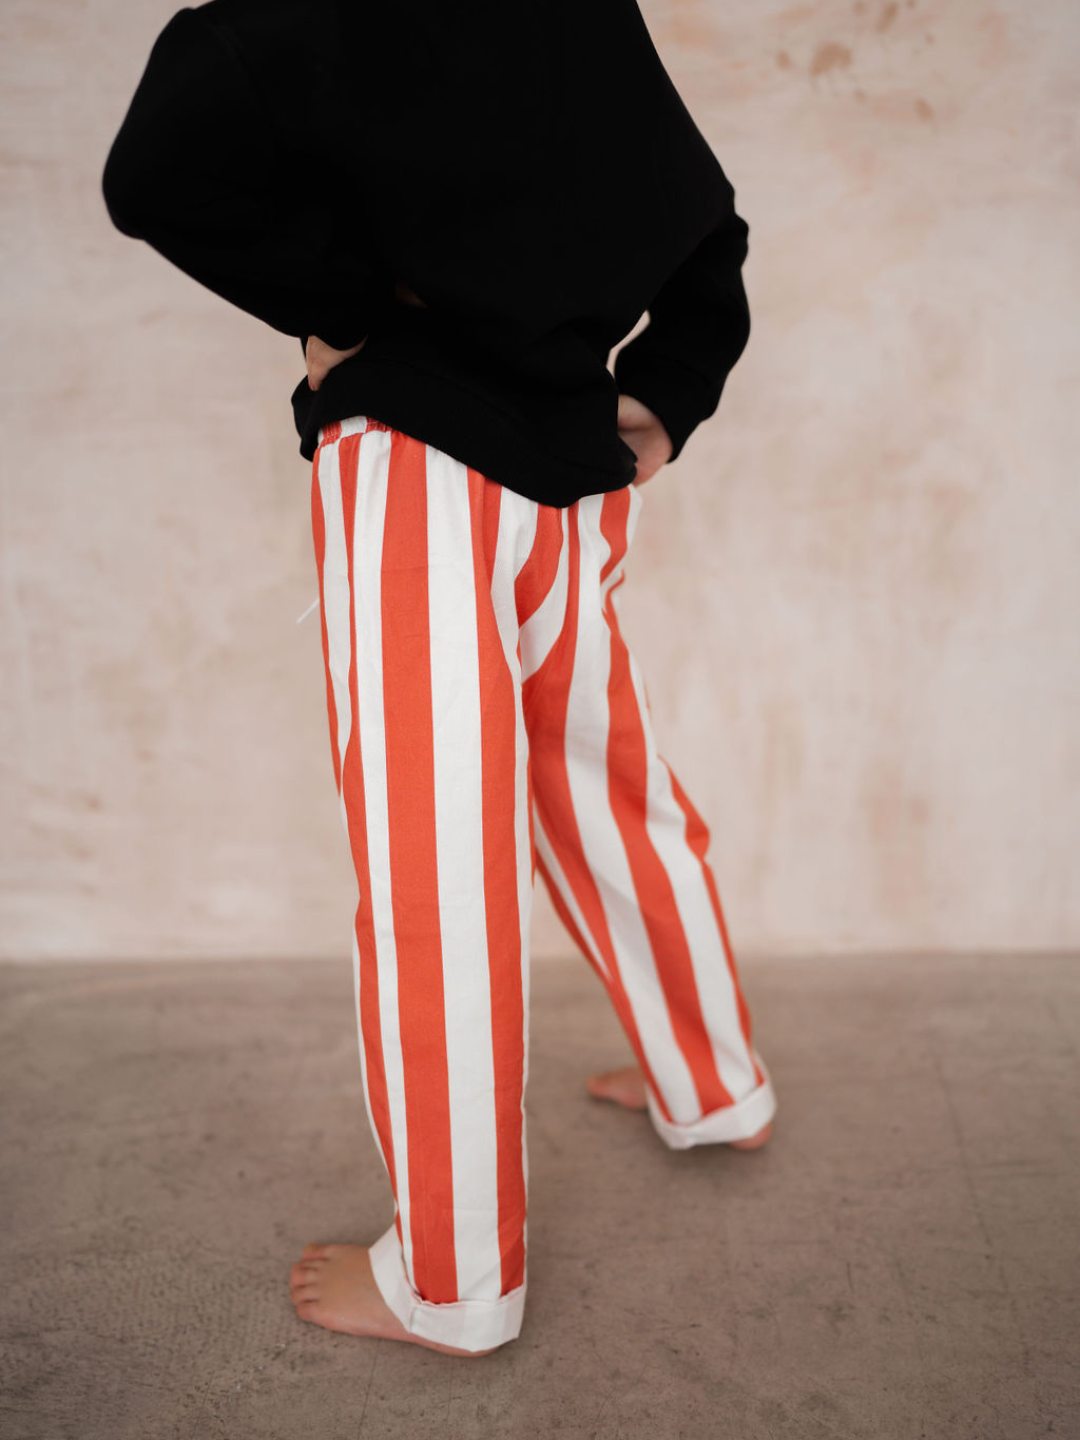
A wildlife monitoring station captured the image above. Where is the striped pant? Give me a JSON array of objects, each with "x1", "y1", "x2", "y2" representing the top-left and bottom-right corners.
[{"x1": 310, "y1": 415, "x2": 776, "y2": 1353}]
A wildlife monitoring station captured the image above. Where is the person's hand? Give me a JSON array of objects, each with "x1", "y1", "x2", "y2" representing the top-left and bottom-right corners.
[
  {"x1": 305, "y1": 282, "x2": 427, "y2": 391},
  {"x1": 617, "y1": 394, "x2": 673, "y2": 487},
  {"x1": 306, "y1": 333, "x2": 367, "y2": 391}
]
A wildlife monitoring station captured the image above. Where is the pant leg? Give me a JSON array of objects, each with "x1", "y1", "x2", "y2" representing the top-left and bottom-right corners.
[
  {"x1": 310, "y1": 415, "x2": 534, "y2": 1352},
  {"x1": 522, "y1": 481, "x2": 777, "y2": 1148}
]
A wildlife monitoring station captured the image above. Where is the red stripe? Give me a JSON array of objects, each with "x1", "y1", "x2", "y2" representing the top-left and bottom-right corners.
[
  {"x1": 310, "y1": 449, "x2": 340, "y2": 795},
  {"x1": 598, "y1": 492, "x2": 625, "y2": 586},
  {"x1": 513, "y1": 509, "x2": 565, "y2": 883},
  {"x1": 526, "y1": 723, "x2": 536, "y2": 884},
  {"x1": 664, "y1": 763, "x2": 765, "y2": 1088},
  {"x1": 524, "y1": 500, "x2": 674, "y2": 1123},
  {"x1": 600, "y1": 490, "x2": 732, "y2": 1113},
  {"x1": 470, "y1": 468, "x2": 527, "y2": 1294},
  {"x1": 380, "y1": 431, "x2": 457, "y2": 1303},
  {"x1": 335, "y1": 434, "x2": 399, "y2": 1208},
  {"x1": 515, "y1": 507, "x2": 564, "y2": 627}
]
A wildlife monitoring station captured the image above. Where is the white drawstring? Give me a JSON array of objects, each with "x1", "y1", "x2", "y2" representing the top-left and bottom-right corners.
[{"x1": 295, "y1": 595, "x2": 320, "y2": 625}]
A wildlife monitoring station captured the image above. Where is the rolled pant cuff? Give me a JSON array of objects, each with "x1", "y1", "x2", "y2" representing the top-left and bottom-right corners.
[
  {"x1": 368, "y1": 1224, "x2": 526, "y2": 1353},
  {"x1": 645, "y1": 1056, "x2": 778, "y2": 1150}
]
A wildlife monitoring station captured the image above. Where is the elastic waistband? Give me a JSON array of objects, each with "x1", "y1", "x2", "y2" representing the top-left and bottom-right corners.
[{"x1": 316, "y1": 414, "x2": 394, "y2": 449}]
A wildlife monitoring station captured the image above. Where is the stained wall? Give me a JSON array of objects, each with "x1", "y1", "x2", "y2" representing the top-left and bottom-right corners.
[{"x1": 2, "y1": 0, "x2": 1077, "y2": 960}]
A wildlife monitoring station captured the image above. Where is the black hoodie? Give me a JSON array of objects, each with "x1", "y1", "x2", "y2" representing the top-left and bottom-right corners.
[{"x1": 101, "y1": 0, "x2": 751, "y2": 506}]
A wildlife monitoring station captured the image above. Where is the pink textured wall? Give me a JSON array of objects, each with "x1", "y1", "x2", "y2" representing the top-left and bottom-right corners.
[{"x1": 2, "y1": 0, "x2": 1078, "y2": 960}]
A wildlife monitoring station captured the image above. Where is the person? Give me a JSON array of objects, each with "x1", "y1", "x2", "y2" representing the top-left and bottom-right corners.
[{"x1": 101, "y1": 0, "x2": 777, "y2": 1358}]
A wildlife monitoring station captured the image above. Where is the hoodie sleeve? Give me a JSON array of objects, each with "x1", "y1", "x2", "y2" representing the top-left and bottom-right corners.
[
  {"x1": 101, "y1": 5, "x2": 393, "y2": 350},
  {"x1": 613, "y1": 193, "x2": 752, "y2": 464}
]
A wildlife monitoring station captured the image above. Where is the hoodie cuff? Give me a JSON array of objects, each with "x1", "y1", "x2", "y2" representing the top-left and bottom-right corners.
[{"x1": 613, "y1": 347, "x2": 723, "y2": 464}]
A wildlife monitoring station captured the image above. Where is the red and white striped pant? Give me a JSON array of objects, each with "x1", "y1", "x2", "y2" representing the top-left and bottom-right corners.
[{"x1": 310, "y1": 415, "x2": 776, "y2": 1352}]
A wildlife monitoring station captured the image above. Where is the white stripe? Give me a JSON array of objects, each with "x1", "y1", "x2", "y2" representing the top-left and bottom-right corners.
[
  {"x1": 491, "y1": 485, "x2": 537, "y2": 1225},
  {"x1": 315, "y1": 440, "x2": 353, "y2": 830},
  {"x1": 349, "y1": 426, "x2": 415, "y2": 1286},
  {"x1": 608, "y1": 485, "x2": 760, "y2": 1102},
  {"x1": 625, "y1": 657, "x2": 761, "y2": 1099},
  {"x1": 512, "y1": 499, "x2": 539, "y2": 585},
  {"x1": 532, "y1": 808, "x2": 611, "y2": 987},
  {"x1": 558, "y1": 499, "x2": 700, "y2": 1121},
  {"x1": 518, "y1": 508, "x2": 570, "y2": 681},
  {"x1": 317, "y1": 424, "x2": 405, "y2": 1180},
  {"x1": 424, "y1": 446, "x2": 504, "y2": 1301},
  {"x1": 350, "y1": 925, "x2": 386, "y2": 1179}
]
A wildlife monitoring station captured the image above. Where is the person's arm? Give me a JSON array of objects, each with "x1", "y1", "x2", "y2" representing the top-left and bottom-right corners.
[
  {"x1": 101, "y1": 4, "x2": 393, "y2": 350},
  {"x1": 613, "y1": 191, "x2": 752, "y2": 465}
]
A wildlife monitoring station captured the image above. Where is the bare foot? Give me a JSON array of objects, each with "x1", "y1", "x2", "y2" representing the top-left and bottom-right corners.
[
  {"x1": 586, "y1": 1064, "x2": 774, "y2": 1149},
  {"x1": 586, "y1": 1064, "x2": 650, "y2": 1110},
  {"x1": 289, "y1": 1243, "x2": 497, "y2": 1357}
]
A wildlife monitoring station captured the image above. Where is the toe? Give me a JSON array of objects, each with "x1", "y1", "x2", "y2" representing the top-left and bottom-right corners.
[
  {"x1": 586, "y1": 1066, "x2": 648, "y2": 1109},
  {"x1": 302, "y1": 1242, "x2": 330, "y2": 1259},
  {"x1": 728, "y1": 1120, "x2": 774, "y2": 1150}
]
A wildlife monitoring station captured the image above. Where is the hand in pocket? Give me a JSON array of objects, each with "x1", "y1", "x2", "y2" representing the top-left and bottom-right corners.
[
  {"x1": 306, "y1": 334, "x2": 368, "y2": 392},
  {"x1": 617, "y1": 394, "x2": 672, "y2": 487}
]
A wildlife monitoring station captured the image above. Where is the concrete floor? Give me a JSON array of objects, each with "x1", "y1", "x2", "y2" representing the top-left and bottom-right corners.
[{"x1": 0, "y1": 954, "x2": 1077, "y2": 1440}]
